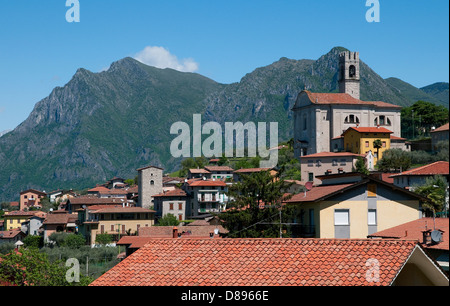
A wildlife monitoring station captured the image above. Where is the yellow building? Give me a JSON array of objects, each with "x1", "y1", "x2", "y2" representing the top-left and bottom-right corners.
[
  {"x1": 343, "y1": 126, "x2": 392, "y2": 164},
  {"x1": 285, "y1": 173, "x2": 427, "y2": 239},
  {"x1": 3, "y1": 211, "x2": 46, "y2": 230}
]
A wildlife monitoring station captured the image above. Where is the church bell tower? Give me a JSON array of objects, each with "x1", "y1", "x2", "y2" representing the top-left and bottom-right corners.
[{"x1": 339, "y1": 51, "x2": 360, "y2": 100}]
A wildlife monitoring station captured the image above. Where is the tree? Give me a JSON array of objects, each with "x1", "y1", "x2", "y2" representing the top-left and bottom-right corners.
[
  {"x1": 401, "y1": 101, "x2": 449, "y2": 139},
  {"x1": 377, "y1": 149, "x2": 411, "y2": 172},
  {"x1": 354, "y1": 156, "x2": 369, "y2": 175},
  {"x1": 23, "y1": 236, "x2": 44, "y2": 249},
  {"x1": 218, "y1": 170, "x2": 296, "y2": 238},
  {"x1": 95, "y1": 234, "x2": 113, "y2": 246},
  {"x1": 373, "y1": 139, "x2": 383, "y2": 161},
  {"x1": 156, "y1": 213, "x2": 180, "y2": 226},
  {"x1": 0, "y1": 248, "x2": 92, "y2": 286},
  {"x1": 413, "y1": 175, "x2": 447, "y2": 214}
]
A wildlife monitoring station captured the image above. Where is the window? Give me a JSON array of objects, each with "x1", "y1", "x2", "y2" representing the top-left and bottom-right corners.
[
  {"x1": 368, "y1": 209, "x2": 377, "y2": 225},
  {"x1": 308, "y1": 173, "x2": 314, "y2": 182},
  {"x1": 332, "y1": 159, "x2": 338, "y2": 166},
  {"x1": 178, "y1": 203, "x2": 183, "y2": 210},
  {"x1": 340, "y1": 159, "x2": 347, "y2": 166},
  {"x1": 169, "y1": 203, "x2": 174, "y2": 210},
  {"x1": 382, "y1": 141, "x2": 386, "y2": 148},
  {"x1": 307, "y1": 160, "x2": 314, "y2": 167},
  {"x1": 316, "y1": 160, "x2": 322, "y2": 167},
  {"x1": 367, "y1": 184, "x2": 377, "y2": 197},
  {"x1": 379, "y1": 116, "x2": 385, "y2": 125},
  {"x1": 387, "y1": 118, "x2": 391, "y2": 126},
  {"x1": 349, "y1": 65, "x2": 356, "y2": 78},
  {"x1": 334, "y1": 209, "x2": 349, "y2": 226},
  {"x1": 150, "y1": 180, "x2": 154, "y2": 185}
]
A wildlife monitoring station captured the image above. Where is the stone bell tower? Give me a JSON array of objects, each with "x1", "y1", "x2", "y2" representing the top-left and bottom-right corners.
[{"x1": 339, "y1": 51, "x2": 360, "y2": 100}]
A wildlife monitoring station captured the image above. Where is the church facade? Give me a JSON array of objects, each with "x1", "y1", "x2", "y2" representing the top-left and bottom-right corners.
[{"x1": 293, "y1": 51, "x2": 402, "y2": 158}]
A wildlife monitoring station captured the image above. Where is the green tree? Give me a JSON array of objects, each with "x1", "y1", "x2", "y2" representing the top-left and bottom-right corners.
[
  {"x1": 95, "y1": 234, "x2": 113, "y2": 246},
  {"x1": 156, "y1": 213, "x2": 180, "y2": 226},
  {"x1": 354, "y1": 156, "x2": 369, "y2": 175},
  {"x1": 23, "y1": 236, "x2": 44, "y2": 249},
  {"x1": 413, "y1": 175, "x2": 447, "y2": 214},
  {"x1": 0, "y1": 248, "x2": 92, "y2": 286},
  {"x1": 401, "y1": 101, "x2": 449, "y2": 139},
  {"x1": 373, "y1": 139, "x2": 383, "y2": 161},
  {"x1": 64, "y1": 234, "x2": 86, "y2": 249},
  {"x1": 218, "y1": 170, "x2": 296, "y2": 238},
  {"x1": 377, "y1": 149, "x2": 411, "y2": 172}
]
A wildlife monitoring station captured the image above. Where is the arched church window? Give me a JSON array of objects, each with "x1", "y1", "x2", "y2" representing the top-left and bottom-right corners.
[
  {"x1": 387, "y1": 118, "x2": 391, "y2": 126},
  {"x1": 345, "y1": 115, "x2": 360, "y2": 124},
  {"x1": 374, "y1": 118, "x2": 378, "y2": 125},
  {"x1": 349, "y1": 65, "x2": 356, "y2": 78},
  {"x1": 150, "y1": 180, "x2": 155, "y2": 186}
]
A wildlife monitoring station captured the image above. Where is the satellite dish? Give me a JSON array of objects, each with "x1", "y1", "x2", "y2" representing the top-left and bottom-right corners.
[
  {"x1": 431, "y1": 230, "x2": 442, "y2": 244},
  {"x1": 305, "y1": 182, "x2": 313, "y2": 191}
]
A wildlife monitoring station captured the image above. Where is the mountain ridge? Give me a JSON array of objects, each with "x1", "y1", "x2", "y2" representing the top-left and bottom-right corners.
[{"x1": 0, "y1": 47, "x2": 448, "y2": 201}]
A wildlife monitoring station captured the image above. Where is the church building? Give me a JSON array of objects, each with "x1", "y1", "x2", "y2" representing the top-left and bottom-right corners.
[{"x1": 293, "y1": 51, "x2": 402, "y2": 158}]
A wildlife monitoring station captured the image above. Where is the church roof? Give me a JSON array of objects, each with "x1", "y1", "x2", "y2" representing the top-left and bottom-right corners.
[{"x1": 302, "y1": 91, "x2": 401, "y2": 109}]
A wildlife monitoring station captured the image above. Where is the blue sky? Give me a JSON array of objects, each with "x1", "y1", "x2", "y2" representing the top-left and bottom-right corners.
[{"x1": 0, "y1": 0, "x2": 448, "y2": 132}]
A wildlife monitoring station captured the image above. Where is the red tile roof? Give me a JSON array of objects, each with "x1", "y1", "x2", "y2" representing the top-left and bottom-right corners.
[
  {"x1": 389, "y1": 161, "x2": 449, "y2": 177},
  {"x1": 90, "y1": 238, "x2": 418, "y2": 286},
  {"x1": 153, "y1": 188, "x2": 187, "y2": 197},
  {"x1": 368, "y1": 218, "x2": 449, "y2": 251},
  {"x1": 189, "y1": 169, "x2": 211, "y2": 174},
  {"x1": 233, "y1": 168, "x2": 273, "y2": 173},
  {"x1": 204, "y1": 166, "x2": 234, "y2": 172},
  {"x1": 304, "y1": 91, "x2": 402, "y2": 109},
  {"x1": 188, "y1": 180, "x2": 227, "y2": 187},
  {"x1": 432, "y1": 123, "x2": 449, "y2": 133},
  {"x1": 285, "y1": 184, "x2": 355, "y2": 203},
  {"x1": 344, "y1": 126, "x2": 393, "y2": 134}
]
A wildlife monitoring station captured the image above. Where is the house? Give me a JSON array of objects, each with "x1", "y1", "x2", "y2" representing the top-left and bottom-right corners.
[
  {"x1": 137, "y1": 165, "x2": 164, "y2": 209},
  {"x1": 153, "y1": 188, "x2": 189, "y2": 221},
  {"x1": 3, "y1": 211, "x2": 45, "y2": 231},
  {"x1": 368, "y1": 218, "x2": 449, "y2": 273},
  {"x1": 90, "y1": 238, "x2": 448, "y2": 286},
  {"x1": 204, "y1": 166, "x2": 234, "y2": 180},
  {"x1": 42, "y1": 211, "x2": 78, "y2": 242},
  {"x1": 184, "y1": 179, "x2": 229, "y2": 217},
  {"x1": 389, "y1": 161, "x2": 449, "y2": 190},
  {"x1": 299, "y1": 152, "x2": 364, "y2": 185},
  {"x1": 342, "y1": 126, "x2": 392, "y2": 164},
  {"x1": 19, "y1": 189, "x2": 47, "y2": 211},
  {"x1": 431, "y1": 123, "x2": 449, "y2": 151},
  {"x1": 187, "y1": 169, "x2": 211, "y2": 180},
  {"x1": 0, "y1": 230, "x2": 26, "y2": 245},
  {"x1": 293, "y1": 51, "x2": 402, "y2": 158},
  {"x1": 21, "y1": 215, "x2": 45, "y2": 236},
  {"x1": 390, "y1": 135, "x2": 411, "y2": 151},
  {"x1": 284, "y1": 173, "x2": 427, "y2": 239},
  {"x1": 76, "y1": 205, "x2": 155, "y2": 246}
]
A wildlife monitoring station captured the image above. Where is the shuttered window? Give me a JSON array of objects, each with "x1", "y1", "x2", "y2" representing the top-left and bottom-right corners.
[{"x1": 334, "y1": 209, "x2": 349, "y2": 226}]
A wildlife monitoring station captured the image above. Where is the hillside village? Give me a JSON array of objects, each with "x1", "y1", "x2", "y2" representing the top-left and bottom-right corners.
[{"x1": 1, "y1": 51, "x2": 449, "y2": 287}]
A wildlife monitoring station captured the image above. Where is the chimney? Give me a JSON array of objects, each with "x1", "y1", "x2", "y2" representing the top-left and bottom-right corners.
[{"x1": 173, "y1": 227, "x2": 178, "y2": 239}]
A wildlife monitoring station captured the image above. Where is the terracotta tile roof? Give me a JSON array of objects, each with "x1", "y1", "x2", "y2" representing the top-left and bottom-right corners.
[
  {"x1": 389, "y1": 161, "x2": 449, "y2": 177},
  {"x1": 138, "y1": 225, "x2": 228, "y2": 237},
  {"x1": 68, "y1": 197, "x2": 128, "y2": 205},
  {"x1": 188, "y1": 180, "x2": 227, "y2": 187},
  {"x1": 285, "y1": 183, "x2": 355, "y2": 203},
  {"x1": 344, "y1": 126, "x2": 393, "y2": 134},
  {"x1": 204, "y1": 166, "x2": 234, "y2": 172},
  {"x1": 432, "y1": 123, "x2": 449, "y2": 133},
  {"x1": 43, "y1": 213, "x2": 73, "y2": 225},
  {"x1": 304, "y1": 91, "x2": 402, "y2": 109},
  {"x1": 301, "y1": 152, "x2": 364, "y2": 158},
  {"x1": 153, "y1": 188, "x2": 187, "y2": 197},
  {"x1": 368, "y1": 218, "x2": 449, "y2": 251},
  {"x1": 88, "y1": 186, "x2": 110, "y2": 193},
  {"x1": 90, "y1": 238, "x2": 418, "y2": 286},
  {"x1": 19, "y1": 189, "x2": 47, "y2": 196},
  {"x1": 189, "y1": 169, "x2": 211, "y2": 174},
  {"x1": 0, "y1": 230, "x2": 24, "y2": 239},
  {"x1": 5, "y1": 211, "x2": 39, "y2": 217},
  {"x1": 390, "y1": 135, "x2": 406, "y2": 141},
  {"x1": 90, "y1": 207, "x2": 155, "y2": 214}
]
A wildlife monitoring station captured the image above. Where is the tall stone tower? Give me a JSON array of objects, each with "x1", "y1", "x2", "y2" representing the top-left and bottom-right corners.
[
  {"x1": 137, "y1": 165, "x2": 163, "y2": 209},
  {"x1": 338, "y1": 51, "x2": 360, "y2": 100}
]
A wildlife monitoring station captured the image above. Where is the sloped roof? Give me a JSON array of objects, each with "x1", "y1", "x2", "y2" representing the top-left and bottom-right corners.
[
  {"x1": 90, "y1": 238, "x2": 422, "y2": 286},
  {"x1": 389, "y1": 161, "x2": 449, "y2": 177},
  {"x1": 204, "y1": 166, "x2": 234, "y2": 172},
  {"x1": 234, "y1": 168, "x2": 273, "y2": 173},
  {"x1": 432, "y1": 123, "x2": 449, "y2": 133},
  {"x1": 187, "y1": 180, "x2": 227, "y2": 187},
  {"x1": 300, "y1": 152, "x2": 364, "y2": 158},
  {"x1": 302, "y1": 91, "x2": 401, "y2": 109},
  {"x1": 344, "y1": 126, "x2": 393, "y2": 134},
  {"x1": 368, "y1": 218, "x2": 449, "y2": 251},
  {"x1": 153, "y1": 188, "x2": 187, "y2": 197}
]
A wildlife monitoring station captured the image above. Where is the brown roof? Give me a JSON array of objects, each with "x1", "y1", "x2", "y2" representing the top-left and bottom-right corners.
[
  {"x1": 68, "y1": 197, "x2": 129, "y2": 205},
  {"x1": 139, "y1": 225, "x2": 228, "y2": 237},
  {"x1": 187, "y1": 180, "x2": 227, "y2": 187},
  {"x1": 389, "y1": 161, "x2": 449, "y2": 177},
  {"x1": 204, "y1": 166, "x2": 234, "y2": 172},
  {"x1": 153, "y1": 189, "x2": 187, "y2": 197},
  {"x1": 188, "y1": 169, "x2": 211, "y2": 174},
  {"x1": 20, "y1": 189, "x2": 47, "y2": 196},
  {"x1": 301, "y1": 152, "x2": 364, "y2": 158},
  {"x1": 432, "y1": 123, "x2": 449, "y2": 133},
  {"x1": 344, "y1": 126, "x2": 393, "y2": 134},
  {"x1": 303, "y1": 91, "x2": 401, "y2": 109},
  {"x1": 90, "y1": 207, "x2": 155, "y2": 214},
  {"x1": 90, "y1": 238, "x2": 425, "y2": 286},
  {"x1": 285, "y1": 183, "x2": 355, "y2": 203},
  {"x1": 234, "y1": 168, "x2": 273, "y2": 173},
  {"x1": 43, "y1": 213, "x2": 74, "y2": 225},
  {"x1": 368, "y1": 218, "x2": 449, "y2": 251},
  {"x1": 0, "y1": 230, "x2": 25, "y2": 239}
]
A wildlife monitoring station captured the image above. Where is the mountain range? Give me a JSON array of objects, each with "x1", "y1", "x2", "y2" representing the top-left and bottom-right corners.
[{"x1": 0, "y1": 46, "x2": 448, "y2": 201}]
